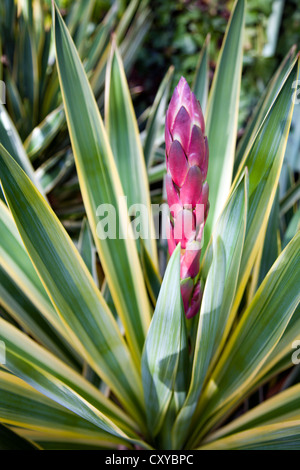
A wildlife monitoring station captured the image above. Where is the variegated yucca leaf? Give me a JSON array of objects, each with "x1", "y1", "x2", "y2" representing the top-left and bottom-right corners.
[
  {"x1": 0, "y1": 370, "x2": 127, "y2": 447},
  {"x1": 231, "y1": 57, "x2": 299, "y2": 317},
  {"x1": 198, "y1": 421, "x2": 300, "y2": 450}
]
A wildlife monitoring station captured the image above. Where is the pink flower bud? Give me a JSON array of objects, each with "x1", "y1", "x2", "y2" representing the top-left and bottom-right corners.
[{"x1": 165, "y1": 77, "x2": 209, "y2": 318}]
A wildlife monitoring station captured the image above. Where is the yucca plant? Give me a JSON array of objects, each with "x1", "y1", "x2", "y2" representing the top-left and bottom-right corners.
[{"x1": 0, "y1": 0, "x2": 299, "y2": 450}]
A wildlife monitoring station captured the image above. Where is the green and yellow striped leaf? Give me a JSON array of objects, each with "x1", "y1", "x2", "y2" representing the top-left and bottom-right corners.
[
  {"x1": 0, "y1": 104, "x2": 44, "y2": 196},
  {"x1": 250, "y1": 306, "x2": 300, "y2": 390},
  {"x1": 0, "y1": 200, "x2": 68, "y2": 343},
  {"x1": 234, "y1": 45, "x2": 297, "y2": 174},
  {"x1": 204, "y1": 0, "x2": 245, "y2": 246},
  {"x1": 140, "y1": 239, "x2": 161, "y2": 307},
  {"x1": 192, "y1": 34, "x2": 210, "y2": 113},
  {"x1": 77, "y1": 217, "x2": 98, "y2": 284},
  {"x1": 172, "y1": 237, "x2": 226, "y2": 449},
  {"x1": 0, "y1": 371, "x2": 127, "y2": 447},
  {"x1": 0, "y1": 318, "x2": 150, "y2": 447},
  {"x1": 14, "y1": 429, "x2": 126, "y2": 450}
]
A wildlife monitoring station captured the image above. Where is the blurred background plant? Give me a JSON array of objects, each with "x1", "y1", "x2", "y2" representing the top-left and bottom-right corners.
[{"x1": 0, "y1": 0, "x2": 299, "y2": 450}]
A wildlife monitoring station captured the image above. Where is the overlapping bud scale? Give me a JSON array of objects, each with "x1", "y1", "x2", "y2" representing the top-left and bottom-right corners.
[{"x1": 165, "y1": 77, "x2": 209, "y2": 319}]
